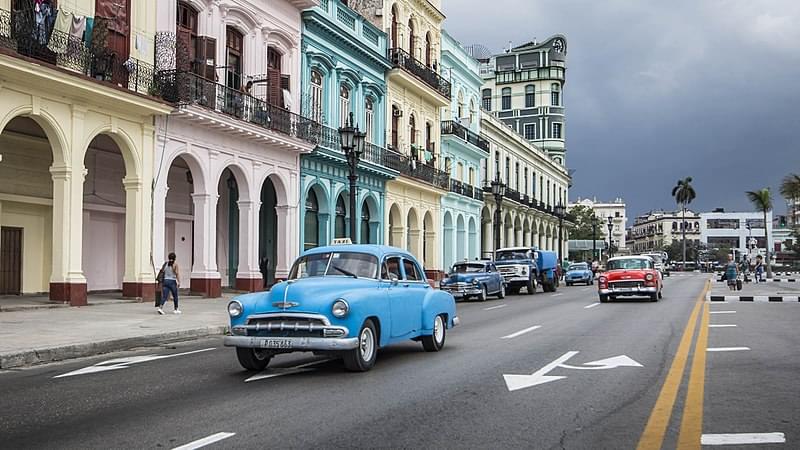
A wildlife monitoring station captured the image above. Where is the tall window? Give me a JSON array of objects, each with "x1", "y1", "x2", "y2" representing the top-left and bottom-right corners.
[
  {"x1": 304, "y1": 190, "x2": 319, "y2": 250},
  {"x1": 339, "y1": 84, "x2": 351, "y2": 127},
  {"x1": 309, "y1": 70, "x2": 323, "y2": 123},
  {"x1": 176, "y1": 2, "x2": 198, "y2": 73},
  {"x1": 524, "y1": 123, "x2": 536, "y2": 140},
  {"x1": 469, "y1": 167, "x2": 475, "y2": 185},
  {"x1": 444, "y1": 157, "x2": 452, "y2": 174},
  {"x1": 494, "y1": 151, "x2": 500, "y2": 179},
  {"x1": 409, "y1": 114, "x2": 416, "y2": 145},
  {"x1": 551, "y1": 83, "x2": 561, "y2": 106},
  {"x1": 457, "y1": 90, "x2": 464, "y2": 119},
  {"x1": 360, "y1": 205, "x2": 371, "y2": 244},
  {"x1": 457, "y1": 162, "x2": 464, "y2": 181},
  {"x1": 335, "y1": 195, "x2": 347, "y2": 238},
  {"x1": 515, "y1": 162, "x2": 520, "y2": 190},
  {"x1": 425, "y1": 32, "x2": 432, "y2": 66},
  {"x1": 391, "y1": 105, "x2": 400, "y2": 149},
  {"x1": 267, "y1": 47, "x2": 283, "y2": 107},
  {"x1": 505, "y1": 157, "x2": 510, "y2": 183},
  {"x1": 532, "y1": 171, "x2": 536, "y2": 199},
  {"x1": 525, "y1": 85, "x2": 535, "y2": 107},
  {"x1": 552, "y1": 122, "x2": 563, "y2": 139},
  {"x1": 425, "y1": 122, "x2": 432, "y2": 151},
  {"x1": 501, "y1": 88, "x2": 511, "y2": 110},
  {"x1": 225, "y1": 27, "x2": 243, "y2": 90},
  {"x1": 523, "y1": 168, "x2": 528, "y2": 195},
  {"x1": 390, "y1": 6, "x2": 398, "y2": 48},
  {"x1": 482, "y1": 89, "x2": 492, "y2": 111},
  {"x1": 408, "y1": 20, "x2": 415, "y2": 56},
  {"x1": 365, "y1": 98, "x2": 374, "y2": 143}
]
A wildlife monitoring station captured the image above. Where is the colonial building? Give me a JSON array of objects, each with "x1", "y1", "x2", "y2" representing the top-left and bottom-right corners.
[
  {"x1": 627, "y1": 209, "x2": 701, "y2": 254},
  {"x1": 0, "y1": 0, "x2": 172, "y2": 304},
  {"x1": 351, "y1": 0, "x2": 451, "y2": 278},
  {"x1": 700, "y1": 209, "x2": 774, "y2": 259},
  {"x1": 569, "y1": 197, "x2": 628, "y2": 251},
  {"x1": 151, "y1": 0, "x2": 319, "y2": 296},
  {"x1": 298, "y1": 0, "x2": 396, "y2": 251},
  {"x1": 439, "y1": 30, "x2": 487, "y2": 269},
  {"x1": 479, "y1": 36, "x2": 567, "y2": 166},
  {"x1": 479, "y1": 112, "x2": 570, "y2": 259}
]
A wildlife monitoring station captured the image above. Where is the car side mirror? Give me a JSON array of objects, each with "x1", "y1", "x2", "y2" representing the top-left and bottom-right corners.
[{"x1": 389, "y1": 273, "x2": 399, "y2": 286}]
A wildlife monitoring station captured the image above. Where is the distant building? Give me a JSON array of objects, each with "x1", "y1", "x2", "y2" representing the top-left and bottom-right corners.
[
  {"x1": 627, "y1": 210, "x2": 701, "y2": 254},
  {"x1": 700, "y1": 209, "x2": 774, "y2": 259},
  {"x1": 569, "y1": 197, "x2": 627, "y2": 250}
]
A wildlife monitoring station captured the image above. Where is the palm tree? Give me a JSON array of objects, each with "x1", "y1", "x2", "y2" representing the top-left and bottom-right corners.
[
  {"x1": 671, "y1": 177, "x2": 696, "y2": 270},
  {"x1": 779, "y1": 174, "x2": 800, "y2": 227},
  {"x1": 746, "y1": 188, "x2": 773, "y2": 279}
]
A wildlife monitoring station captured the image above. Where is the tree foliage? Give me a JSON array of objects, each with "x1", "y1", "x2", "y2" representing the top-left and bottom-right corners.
[
  {"x1": 746, "y1": 188, "x2": 774, "y2": 277},
  {"x1": 567, "y1": 205, "x2": 606, "y2": 240}
]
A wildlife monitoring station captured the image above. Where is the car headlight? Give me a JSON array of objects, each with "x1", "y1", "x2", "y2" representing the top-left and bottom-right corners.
[
  {"x1": 521, "y1": 267, "x2": 527, "y2": 275},
  {"x1": 472, "y1": 279, "x2": 479, "y2": 285},
  {"x1": 227, "y1": 300, "x2": 243, "y2": 318},
  {"x1": 645, "y1": 273, "x2": 655, "y2": 281},
  {"x1": 332, "y1": 299, "x2": 349, "y2": 318},
  {"x1": 599, "y1": 277, "x2": 607, "y2": 284}
]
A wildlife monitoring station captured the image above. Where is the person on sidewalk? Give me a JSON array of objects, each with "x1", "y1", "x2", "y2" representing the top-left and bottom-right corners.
[
  {"x1": 158, "y1": 252, "x2": 181, "y2": 315},
  {"x1": 725, "y1": 254, "x2": 739, "y2": 291},
  {"x1": 754, "y1": 255, "x2": 764, "y2": 283}
]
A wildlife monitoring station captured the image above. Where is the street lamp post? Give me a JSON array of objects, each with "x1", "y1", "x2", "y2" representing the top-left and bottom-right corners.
[
  {"x1": 554, "y1": 203, "x2": 566, "y2": 268},
  {"x1": 606, "y1": 216, "x2": 614, "y2": 259},
  {"x1": 491, "y1": 173, "x2": 506, "y2": 254},
  {"x1": 338, "y1": 112, "x2": 366, "y2": 243},
  {"x1": 591, "y1": 215, "x2": 599, "y2": 262}
]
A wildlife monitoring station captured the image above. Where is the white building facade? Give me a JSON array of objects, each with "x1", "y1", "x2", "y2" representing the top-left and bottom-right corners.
[
  {"x1": 569, "y1": 197, "x2": 627, "y2": 250},
  {"x1": 700, "y1": 210, "x2": 774, "y2": 259},
  {"x1": 627, "y1": 210, "x2": 701, "y2": 254}
]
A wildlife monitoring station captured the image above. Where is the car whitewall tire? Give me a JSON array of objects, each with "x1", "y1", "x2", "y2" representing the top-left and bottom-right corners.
[
  {"x1": 422, "y1": 314, "x2": 446, "y2": 352},
  {"x1": 343, "y1": 320, "x2": 378, "y2": 372}
]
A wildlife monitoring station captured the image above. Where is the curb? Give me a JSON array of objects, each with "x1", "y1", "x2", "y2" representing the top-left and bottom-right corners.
[
  {"x1": 707, "y1": 295, "x2": 800, "y2": 302},
  {"x1": 0, "y1": 325, "x2": 229, "y2": 369}
]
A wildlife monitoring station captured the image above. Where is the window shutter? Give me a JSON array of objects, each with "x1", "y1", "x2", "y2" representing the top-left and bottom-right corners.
[
  {"x1": 196, "y1": 36, "x2": 216, "y2": 80},
  {"x1": 268, "y1": 69, "x2": 282, "y2": 107},
  {"x1": 176, "y1": 27, "x2": 193, "y2": 72}
]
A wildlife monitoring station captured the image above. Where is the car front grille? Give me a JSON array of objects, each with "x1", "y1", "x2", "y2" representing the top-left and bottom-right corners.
[
  {"x1": 245, "y1": 315, "x2": 328, "y2": 338},
  {"x1": 610, "y1": 281, "x2": 643, "y2": 289}
]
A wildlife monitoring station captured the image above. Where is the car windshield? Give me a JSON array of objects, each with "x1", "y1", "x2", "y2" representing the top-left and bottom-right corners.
[
  {"x1": 288, "y1": 252, "x2": 379, "y2": 280},
  {"x1": 607, "y1": 259, "x2": 652, "y2": 270},
  {"x1": 568, "y1": 263, "x2": 588, "y2": 271},
  {"x1": 451, "y1": 263, "x2": 485, "y2": 274},
  {"x1": 496, "y1": 250, "x2": 529, "y2": 260}
]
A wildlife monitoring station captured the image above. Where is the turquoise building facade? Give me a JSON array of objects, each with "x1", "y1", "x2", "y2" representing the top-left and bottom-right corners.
[
  {"x1": 440, "y1": 30, "x2": 490, "y2": 269},
  {"x1": 299, "y1": 0, "x2": 397, "y2": 250}
]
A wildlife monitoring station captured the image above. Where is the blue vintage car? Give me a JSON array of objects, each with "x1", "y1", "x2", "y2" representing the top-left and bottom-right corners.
[
  {"x1": 440, "y1": 260, "x2": 505, "y2": 301},
  {"x1": 224, "y1": 245, "x2": 459, "y2": 372},
  {"x1": 565, "y1": 262, "x2": 594, "y2": 286}
]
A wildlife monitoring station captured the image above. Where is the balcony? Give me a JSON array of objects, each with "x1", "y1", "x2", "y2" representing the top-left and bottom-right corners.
[
  {"x1": 388, "y1": 48, "x2": 451, "y2": 100},
  {"x1": 156, "y1": 70, "x2": 320, "y2": 144},
  {"x1": 384, "y1": 148, "x2": 449, "y2": 190},
  {"x1": 449, "y1": 179, "x2": 480, "y2": 199},
  {"x1": 0, "y1": 7, "x2": 155, "y2": 96},
  {"x1": 441, "y1": 120, "x2": 490, "y2": 153},
  {"x1": 314, "y1": 125, "x2": 398, "y2": 176}
]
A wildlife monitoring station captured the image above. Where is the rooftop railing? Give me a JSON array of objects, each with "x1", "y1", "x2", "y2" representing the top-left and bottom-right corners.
[
  {"x1": 441, "y1": 120, "x2": 490, "y2": 152},
  {"x1": 388, "y1": 47, "x2": 451, "y2": 99}
]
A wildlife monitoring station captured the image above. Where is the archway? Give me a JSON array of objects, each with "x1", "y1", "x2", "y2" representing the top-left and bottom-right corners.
[
  {"x1": 162, "y1": 154, "x2": 205, "y2": 291},
  {"x1": 334, "y1": 190, "x2": 350, "y2": 239},
  {"x1": 388, "y1": 203, "x2": 403, "y2": 247},
  {"x1": 456, "y1": 214, "x2": 466, "y2": 262},
  {"x1": 360, "y1": 194, "x2": 380, "y2": 244},
  {"x1": 514, "y1": 215, "x2": 523, "y2": 247},
  {"x1": 504, "y1": 212, "x2": 514, "y2": 248},
  {"x1": 217, "y1": 168, "x2": 240, "y2": 288},
  {"x1": 407, "y1": 208, "x2": 420, "y2": 258},
  {"x1": 259, "y1": 176, "x2": 280, "y2": 286},
  {"x1": 442, "y1": 211, "x2": 454, "y2": 270},
  {"x1": 481, "y1": 206, "x2": 492, "y2": 258},
  {"x1": 468, "y1": 216, "x2": 478, "y2": 260},
  {"x1": 523, "y1": 216, "x2": 532, "y2": 247}
]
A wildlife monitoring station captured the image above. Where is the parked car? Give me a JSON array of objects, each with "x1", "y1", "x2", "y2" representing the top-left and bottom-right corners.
[
  {"x1": 565, "y1": 262, "x2": 594, "y2": 286},
  {"x1": 598, "y1": 256, "x2": 663, "y2": 302},
  {"x1": 440, "y1": 260, "x2": 505, "y2": 301},
  {"x1": 224, "y1": 245, "x2": 459, "y2": 372}
]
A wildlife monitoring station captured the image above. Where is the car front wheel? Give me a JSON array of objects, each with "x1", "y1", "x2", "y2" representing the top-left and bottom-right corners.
[
  {"x1": 497, "y1": 283, "x2": 506, "y2": 299},
  {"x1": 343, "y1": 320, "x2": 378, "y2": 372},
  {"x1": 478, "y1": 285, "x2": 488, "y2": 302},
  {"x1": 422, "y1": 314, "x2": 446, "y2": 352},
  {"x1": 599, "y1": 294, "x2": 609, "y2": 303},
  {"x1": 236, "y1": 347, "x2": 272, "y2": 371}
]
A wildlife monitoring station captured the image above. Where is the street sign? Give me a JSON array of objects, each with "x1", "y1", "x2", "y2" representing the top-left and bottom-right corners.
[{"x1": 503, "y1": 351, "x2": 643, "y2": 391}]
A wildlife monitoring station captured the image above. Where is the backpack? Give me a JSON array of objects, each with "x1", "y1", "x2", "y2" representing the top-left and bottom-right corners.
[{"x1": 156, "y1": 262, "x2": 167, "y2": 284}]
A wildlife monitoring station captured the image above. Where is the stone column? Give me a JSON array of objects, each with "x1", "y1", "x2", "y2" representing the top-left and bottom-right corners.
[
  {"x1": 121, "y1": 176, "x2": 154, "y2": 300},
  {"x1": 189, "y1": 192, "x2": 221, "y2": 297},
  {"x1": 49, "y1": 164, "x2": 87, "y2": 305},
  {"x1": 274, "y1": 204, "x2": 294, "y2": 280},
  {"x1": 235, "y1": 200, "x2": 261, "y2": 291}
]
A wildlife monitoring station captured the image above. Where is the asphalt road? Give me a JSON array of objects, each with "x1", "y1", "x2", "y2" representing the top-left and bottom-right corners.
[{"x1": 0, "y1": 273, "x2": 796, "y2": 449}]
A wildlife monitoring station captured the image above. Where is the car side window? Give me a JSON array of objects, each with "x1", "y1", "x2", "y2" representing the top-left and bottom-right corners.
[
  {"x1": 383, "y1": 257, "x2": 402, "y2": 280},
  {"x1": 402, "y1": 259, "x2": 421, "y2": 281}
]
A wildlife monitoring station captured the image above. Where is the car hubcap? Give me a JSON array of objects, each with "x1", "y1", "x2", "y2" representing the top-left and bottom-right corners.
[
  {"x1": 360, "y1": 327, "x2": 374, "y2": 361},
  {"x1": 434, "y1": 316, "x2": 444, "y2": 343},
  {"x1": 501, "y1": 285, "x2": 505, "y2": 296},
  {"x1": 253, "y1": 349, "x2": 270, "y2": 361}
]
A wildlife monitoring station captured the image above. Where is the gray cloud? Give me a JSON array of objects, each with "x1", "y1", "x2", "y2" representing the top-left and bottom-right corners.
[{"x1": 442, "y1": 0, "x2": 800, "y2": 217}]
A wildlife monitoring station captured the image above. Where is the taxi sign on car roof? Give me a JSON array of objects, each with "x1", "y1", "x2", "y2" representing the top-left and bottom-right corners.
[{"x1": 331, "y1": 238, "x2": 353, "y2": 245}]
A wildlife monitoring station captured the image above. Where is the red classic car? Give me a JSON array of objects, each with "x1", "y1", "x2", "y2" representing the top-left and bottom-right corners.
[{"x1": 597, "y1": 256, "x2": 663, "y2": 302}]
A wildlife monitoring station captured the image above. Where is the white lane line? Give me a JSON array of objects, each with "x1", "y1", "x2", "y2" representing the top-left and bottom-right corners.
[
  {"x1": 584, "y1": 303, "x2": 600, "y2": 309},
  {"x1": 709, "y1": 324, "x2": 737, "y2": 328},
  {"x1": 551, "y1": 293, "x2": 564, "y2": 297},
  {"x1": 501, "y1": 325, "x2": 541, "y2": 340},
  {"x1": 701, "y1": 432, "x2": 785, "y2": 445},
  {"x1": 172, "y1": 432, "x2": 236, "y2": 450},
  {"x1": 484, "y1": 304, "x2": 508, "y2": 311},
  {"x1": 707, "y1": 347, "x2": 750, "y2": 352},
  {"x1": 710, "y1": 311, "x2": 736, "y2": 314},
  {"x1": 245, "y1": 358, "x2": 334, "y2": 383}
]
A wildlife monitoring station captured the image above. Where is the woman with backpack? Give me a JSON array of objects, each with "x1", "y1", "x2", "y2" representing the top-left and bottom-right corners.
[{"x1": 157, "y1": 252, "x2": 181, "y2": 315}]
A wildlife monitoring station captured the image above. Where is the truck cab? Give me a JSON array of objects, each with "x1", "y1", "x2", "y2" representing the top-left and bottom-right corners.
[{"x1": 493, "y1": 247, "x2": 560, "y2": 294}]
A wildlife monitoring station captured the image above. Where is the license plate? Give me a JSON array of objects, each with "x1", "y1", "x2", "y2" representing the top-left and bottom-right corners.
[
  {"x1": 259, "y1": 339, "x2": 292, "y2": 349},
  {"x1": 616, "y1": 287, "x2": 633, "y2": 292}
]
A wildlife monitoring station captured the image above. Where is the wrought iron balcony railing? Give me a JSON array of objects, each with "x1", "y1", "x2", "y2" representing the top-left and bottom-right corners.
[
  {"x1": 383, "y1": 147, "x2": 449, "y2": 190},
  {"x1": 0, "y1": 8, "x2": 155, "y2": 95},
  {"x1": 441, "y1": 120, "x2": 490, "y2": 153},
  {"x1": 388, "y1": 48, "x2": 451, "y2": 99},
  {"x1": 156, "y1": 70, "x2": 320, "y2": 144},
  {"x1": 449, "y1": 179, "x2": 476, "y2": 198},
  {"x1": 316, "y1": 125, "x2": 390, "y2": 168}
]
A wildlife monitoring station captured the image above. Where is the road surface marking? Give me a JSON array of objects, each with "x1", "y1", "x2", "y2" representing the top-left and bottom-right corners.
[
  {"x1": 501, "y1": 325, "x2": 542, "y2": 339},
  {"x1": 707, "y1": 347, "x2": 750, "y2": 352},
  {"x1": 637, "y1": 280, "x2": 709, "y2": 450},
  {"x1": 172, "y1": 432, "x2": 236, "y2": 450},
  {"x1": 708, "y1": 324, "x2": 737, "y2": 328},
  {"x1": 700, "y1": 432, "x2": 785, "y2": 445},
  {"x1": 503, "y1": 351, "x2": 643, "y2": 391},
  {"x1": 245, "y1": 358, "x2": 334, "y2": 383},
  {"x1": 584, "y1": 303, "x2": 600, "y2": 309},
  {"x1": 550, "y1": 293, "x2": 564, "y2": 297},
  {"x1": 709, "y1": 310, "x2": 736, "y2": 314},
  {"x1": 484, "y1": 304, "x2": 508, "y2": 311},
  {"x1": 54, "y1": 348, "x2": 216, "y2": 378},
  {"x1": 678, "y1": 300, "x2": 709, "y2": 449}
]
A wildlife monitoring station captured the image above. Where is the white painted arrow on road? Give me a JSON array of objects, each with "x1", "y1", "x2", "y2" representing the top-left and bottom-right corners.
[
  {"x1": 54, "y1": 348, "x2": 215, "y2": 378},
  {"x1": 503, "y1": 351, "x2": 643, "y2": 391}
]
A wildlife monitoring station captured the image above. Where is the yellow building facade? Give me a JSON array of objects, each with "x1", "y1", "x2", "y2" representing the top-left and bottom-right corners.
[{"x1": 0, "y1": 0, "x2": 170, "y2": 304}]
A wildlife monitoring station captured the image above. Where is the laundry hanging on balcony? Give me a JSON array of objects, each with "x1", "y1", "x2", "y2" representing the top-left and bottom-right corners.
[{"x1": 47, "y1": 8, "x2": 70, "y2": 53}]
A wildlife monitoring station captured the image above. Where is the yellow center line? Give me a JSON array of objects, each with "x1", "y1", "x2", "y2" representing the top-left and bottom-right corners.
[
  {"x1": 637, "y1": 280, "x2": 710, "y2": 450},
  {"x1": 677, "y1": 295, "x2": 710, "y2": 449}
]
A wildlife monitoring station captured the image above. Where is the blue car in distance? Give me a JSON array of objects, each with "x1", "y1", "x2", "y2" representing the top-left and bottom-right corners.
[
  {"x1": 565, "y1": 262, "x2": 594, "y2": 286},
  {"x1": 440, "y1": 260, "x2": 505, "y2": 301},
  {"x1": 224, "y1": 245, "x2": 459, "y2": 372}
]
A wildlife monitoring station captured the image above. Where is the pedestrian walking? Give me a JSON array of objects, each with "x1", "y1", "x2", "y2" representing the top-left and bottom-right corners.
[
  {"x1": 754, "y1": 255, "x2": 764, "y2": 283},
  {"x1": 725, "y1": 254, "x2": 739, "y2": 291},
  {"x1": 157, "y1": 252, "x2": 181, "y2": 315}
]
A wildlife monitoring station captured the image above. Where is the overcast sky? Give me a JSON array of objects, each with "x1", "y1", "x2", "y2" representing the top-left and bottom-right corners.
[{"x1": 442, "y1": 0, "x2": 800, "y2": 219}]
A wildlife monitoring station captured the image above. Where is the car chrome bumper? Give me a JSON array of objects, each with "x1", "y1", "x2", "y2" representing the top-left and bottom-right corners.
[
  {"x1": 599, "y1": 287, "x2": 657, "y2": 295},
  {"x1": 502, "y1": 276, "x2": 530, "y2": 283},
  {"x1": 442, "y1": 287, "x2": 482, "y2": 297},
  {"x1": 223, "y1": 335, "x2": 359, "y2": 351},
  {"x1": 452, "y1": 316, "x2": 460, "y2": 327}
]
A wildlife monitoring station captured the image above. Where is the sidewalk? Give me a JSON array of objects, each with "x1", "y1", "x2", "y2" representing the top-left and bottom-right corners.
[
  {"x1": 0, "y1": 294, "x2": 237, "y2": 369},
  {"x1": 708, "y1": 279, "x2": 800, "y2": 302}
]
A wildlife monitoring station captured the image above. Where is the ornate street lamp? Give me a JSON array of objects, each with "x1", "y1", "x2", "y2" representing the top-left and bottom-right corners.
[
  {"x1": 338, "y1": 112, "x2": 366, "y2": 243},
  {"x1": 606, "y1": 216, "x2": 614, "y2": 259},
  {"x1": 491, "y1": 173, "x2": 506, "y2": 253},
  {"x1": 554, "y1": 202, "x2": 566, "y2": 269},
  {"x1": 591, "y1": 215, "x2": 599, "y2": 262}
]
